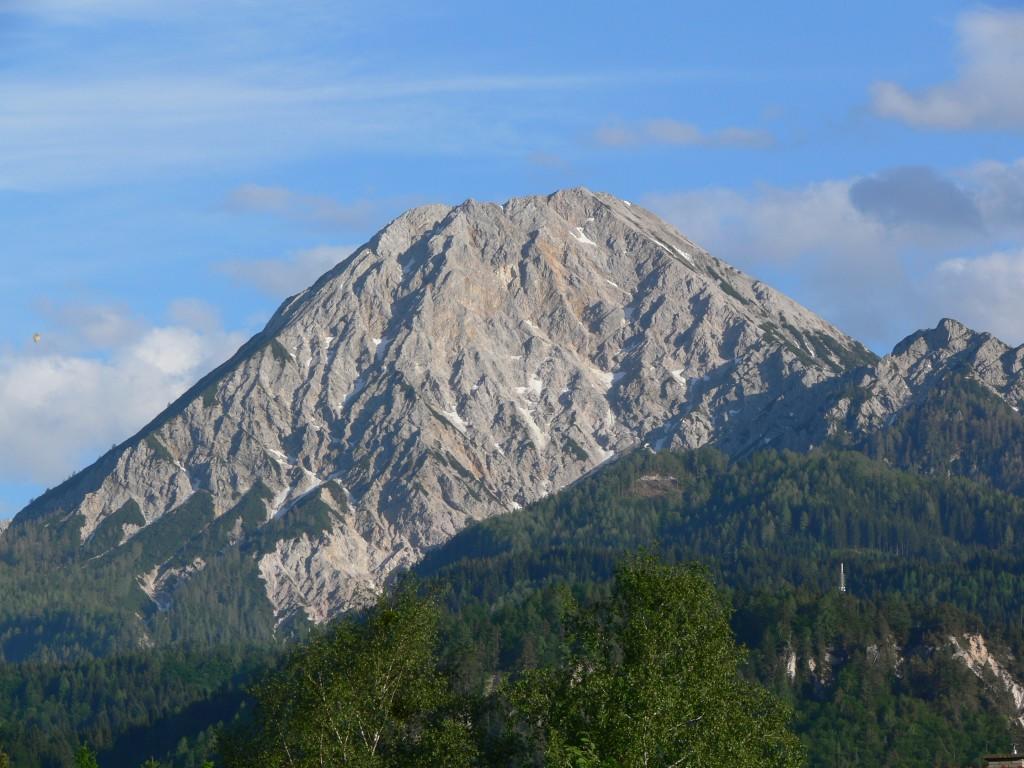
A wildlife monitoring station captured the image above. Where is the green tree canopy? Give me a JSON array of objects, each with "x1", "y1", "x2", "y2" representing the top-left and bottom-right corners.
[
  {"x1": 509, "y1": 556, "x2": 805, "y2": 768},
  {"x1": 221, "y1": 586, "x2": 475, "y2": 768}
]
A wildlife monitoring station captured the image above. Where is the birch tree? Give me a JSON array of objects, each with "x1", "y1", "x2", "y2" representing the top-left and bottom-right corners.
[
  {"x1": 222, "y1": 587, "x2": 475, "y2": 768},
  {"x1": 509, "y1": 556, "x2": 805, "y2": 768}
]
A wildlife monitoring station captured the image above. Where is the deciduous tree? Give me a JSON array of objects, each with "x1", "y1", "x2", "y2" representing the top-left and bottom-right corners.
[{"x1": 509, "y1": 555, "x2": 805, "y2": 768}]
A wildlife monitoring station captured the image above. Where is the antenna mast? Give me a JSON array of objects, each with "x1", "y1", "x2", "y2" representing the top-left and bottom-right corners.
[{"x1": 839, "y1": 562, "x2": 847, "y2": 593}]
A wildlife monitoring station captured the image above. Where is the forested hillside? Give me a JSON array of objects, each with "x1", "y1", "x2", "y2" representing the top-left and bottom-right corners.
[
  {"x1": 856, "y1": 373, "x2": 1024, "y2": 496},
  {"x1": 419, "y1": 448, "x2": 1024, "y2": 766},
  {"x1": 6, "y1": 446, "x2": 1024, "y2": 765}
]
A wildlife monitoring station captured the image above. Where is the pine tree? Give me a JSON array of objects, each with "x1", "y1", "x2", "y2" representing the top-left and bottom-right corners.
[{"x1": 73, "y1": 745, "x2": 99, "y2": 768}]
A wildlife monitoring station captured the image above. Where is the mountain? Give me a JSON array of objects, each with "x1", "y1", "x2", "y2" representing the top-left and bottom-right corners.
[
  {"x1": 6, "y1": 187, "x2": 1024, "y2": 652},
  {"x1": 4, "y1": 188, "x2": 873, "y2": 635},
  {"x1": 5, "y1": 186, "x2": 1024, "y2": 763}
]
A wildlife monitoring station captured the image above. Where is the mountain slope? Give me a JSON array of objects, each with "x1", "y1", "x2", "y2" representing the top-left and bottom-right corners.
[
  {"x1": 6, "y1": 188, "x2": 871, "y2": 631},
  {"x1": 794, "y1": 319, "x2": 1024, "y2": 493}
]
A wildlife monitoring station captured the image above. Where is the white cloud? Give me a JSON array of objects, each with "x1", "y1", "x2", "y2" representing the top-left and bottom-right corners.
[
  {"x1": 648, "y1": 158, "x2": 1024, "y2": 349},
  {"x1": 597, "y1": 118, "x2": 774, "y2": 149},
  {"x1": 0, "y1": 303, "x2": 246, "y2": 496},
  {"x1": 872, "y1": 9, "x2": 1024, "y2": 130},
  {"x1": 42, "y1": 302, "x2": 145, "y2": 351},
  {"x1": 930, "y1": 250, "x2": 1024, "y2": 343},
  {"x1": 967, "y1": 157, "x2": 1024, "y2": 227},
  {"x1": 216, "y1": 245, "x2": 355, "y2": 298},
  {"x1": 649, "y1": 180, "x2": 882, "y2": 263}
]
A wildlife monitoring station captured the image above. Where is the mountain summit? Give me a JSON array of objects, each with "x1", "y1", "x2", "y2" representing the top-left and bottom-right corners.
[{"x1": 10, "y1": 189, "x2": 878, "y2": 628}]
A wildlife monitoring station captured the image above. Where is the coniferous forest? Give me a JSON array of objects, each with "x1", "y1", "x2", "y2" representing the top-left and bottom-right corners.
[{"x1": 6, "y1": 430, "x2": 1024, "y2": 765}]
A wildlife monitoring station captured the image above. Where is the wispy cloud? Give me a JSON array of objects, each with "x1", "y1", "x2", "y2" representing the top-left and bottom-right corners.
[
  {"x1": 596, "y1": 118, "x2": 774, "y2": 149},
  {"x1": 0, "y1": 0, "x2": 297, "y2": 24},
  {"x1": 225, "y1": 185, "x2": 377, "y2": 229},
  {"x1": 216, "y1": 245, "x2": 355, "y2": 298},
  {"x1": 0, "y1": 300, "x2": 246, "y2": 495},
  {"x1": 526, "y1": 151, "x2": 571, "y2": 170},
  {"x1": 0, "y1": 70, "x2": 669, "y2": 188},
  {"x1": 872, "y1": 9, "x2": 1024, "y2": 130},
  {"x1": 0, "y1": 0, "x2": 164, "y2": 21}
]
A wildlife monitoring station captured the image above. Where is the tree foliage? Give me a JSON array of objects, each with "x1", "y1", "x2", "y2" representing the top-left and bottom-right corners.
[
  {"x1": 221, "y1": 586, "x2": 476, "y2": 768},
  {"x1": 508, "y1": 556, "x2": 804, "y2": 768},
  {"x1": 224, "y1": 558, "x2": 800, "y2": 767},
  {"x1": 73, "y1": 746, "x2": 99, "y2": 768}
]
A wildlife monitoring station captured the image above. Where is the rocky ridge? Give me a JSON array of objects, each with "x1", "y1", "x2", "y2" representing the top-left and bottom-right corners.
[{"x1": 820, "y1": 318, "x2": 1024, "y2": 440}]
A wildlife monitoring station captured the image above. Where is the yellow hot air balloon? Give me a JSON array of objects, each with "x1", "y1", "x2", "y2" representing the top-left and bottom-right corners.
[{"x1": 32, "y1": 333, "x2": 41, "y2": 344}]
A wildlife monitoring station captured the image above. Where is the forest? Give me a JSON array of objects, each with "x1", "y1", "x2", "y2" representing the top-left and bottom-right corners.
[{"x1": 4, "y1": 441, "x2": 1024, "y2": 765}]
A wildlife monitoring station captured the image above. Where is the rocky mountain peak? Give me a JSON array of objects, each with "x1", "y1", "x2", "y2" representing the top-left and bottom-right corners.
[
  {"x1": 892, "y1": 317, "x2": 991, "y2": 363},
  {"x1": 816, "y1": 317, "x2": 1024, "y2": 440},
  {"x1": 884, "y1": 318, "x2": 1023, "y2": 405},
  {"x1": 11, "y1": 189, "x2": 874, "y2": 626}
]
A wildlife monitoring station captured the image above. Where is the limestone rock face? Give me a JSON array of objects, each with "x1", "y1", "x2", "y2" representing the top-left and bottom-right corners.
[
  {"x1": 11, "y1": 188, "x2": 876, "y2": 624},
  {"x1": 949, "y1": 634, "x2": 1024, "y2": 729}
]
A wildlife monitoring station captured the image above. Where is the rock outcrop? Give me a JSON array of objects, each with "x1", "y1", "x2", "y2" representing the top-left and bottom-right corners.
[{"x1": 950, "y1": 633, "x2": 1024, "y2": 729}]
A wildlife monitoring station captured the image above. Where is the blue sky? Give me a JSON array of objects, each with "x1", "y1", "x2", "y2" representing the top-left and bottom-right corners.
[{"x1": 1, "y1": 1, "x2": 1023, "y2": 517}]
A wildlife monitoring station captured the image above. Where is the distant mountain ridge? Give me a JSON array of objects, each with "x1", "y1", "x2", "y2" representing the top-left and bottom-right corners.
[{"x1": 5, "y1": 187, "x2": 1023, "y2": 639}]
